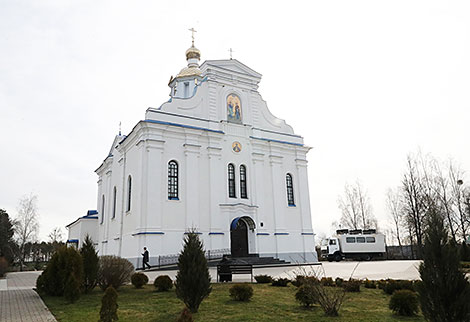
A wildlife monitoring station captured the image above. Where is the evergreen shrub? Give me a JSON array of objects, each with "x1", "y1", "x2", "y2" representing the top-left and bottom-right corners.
[
  {"x1": 97, "y1": 255, "x2": 134, "y2": 291},
  {"x1": 99, "y1": 286, "x2": 118, "y2": 322},
  {"x1": 383, "y1": 279, "x2": 414, "y2": 295},
  {"x1": 131, "y1": 272, "x2": 149, "y2": 288},
  {"x1": 416, "y1": 207, "x2": 470, "y2": 322},
  {"x1": 343, "y1": 279, "x2": 361, "y2": 292},
  {"x1": 0, "y1": 257, "x2": 8, "y2": 277},
  {"x1": 334, "y1": 277, "x2": 344, "y2": 287},
  {"x1": 176, "y1": 307, "x2": 194, "y2": 322},
  {"x1": 80, "y1": 235, "x2": 99, "y2": 293},
  {"x1": 154, "y1": 275, "x2": 173, "y2": 292},
  {"x1": 229, "y1": 284, "x2": 253, "y2": 301},
  {"x1": 321, "y1": 277, "x2": 335, "y2": 287},
  {"x1": 254, "y1": 275, "x2": 272, "y2": 284},
  {"x1": 175, "y1": 231, "x2": 212, "y2": 313},
  {"x1": 271, "y1": 278, "x2": 290, "y2": 287},
  {"x1": 295, "y1": 283, "x2": 318, "y2": 307},
  {"x1": 389, "y1": 290, "x2": 419, "y2": 316},
  {"x1": 64, "y1": 273, "x2": 81, "y2": 303},
  {"x1": 37, "y1": 246, "x2": 84, "y2": 297},
  {"x1": 377, "y1": 279, "x2": 386, "y2": 290},
  {"x1": 364, "y1": 279, "x2": 376, "y2": 289}
]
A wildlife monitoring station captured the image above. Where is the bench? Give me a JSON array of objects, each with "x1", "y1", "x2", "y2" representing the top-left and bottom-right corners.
[{"x1": 217, "y1": 264, "x2": 253, "y2": 283}]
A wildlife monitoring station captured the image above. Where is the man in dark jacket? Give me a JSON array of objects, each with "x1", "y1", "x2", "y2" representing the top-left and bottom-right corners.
[{"x1": 142, "y1": 247, "x2": 151, "y2": 270}]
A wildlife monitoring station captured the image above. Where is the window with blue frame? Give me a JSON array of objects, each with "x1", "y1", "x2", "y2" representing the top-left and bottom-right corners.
[
  {"x1": 127, "y1": 175, "x2": 132, "y2": 212},
  {"x1": 228, "y1": 163, "x2": 236, "y2": 198},
  {"x1": 240, "y1": 165, "x2": 247, "y2": 199}
]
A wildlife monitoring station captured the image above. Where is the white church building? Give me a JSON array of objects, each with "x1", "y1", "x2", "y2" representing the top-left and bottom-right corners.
[{"x1": 67, "y1": 38, "x2": 317, "y2": 266}]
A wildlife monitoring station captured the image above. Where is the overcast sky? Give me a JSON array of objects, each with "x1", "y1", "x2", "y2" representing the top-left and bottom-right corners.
[{"x1": 1, "y1": 0, "x2": 469, "y2": 242}]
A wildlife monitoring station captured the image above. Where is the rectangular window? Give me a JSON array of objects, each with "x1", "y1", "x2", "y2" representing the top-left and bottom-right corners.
[
  {"x1": 356, "y1": 237, "x2": 365, "y2": 243},
  {"x1": 184, "y1": 82, "x2": 189, "y2": 97},
  {"x1": 346, "y1": 237, "x2": 356, "y2": 243},
  {"x1": 329, "y1": 239, "x2": 336, "y2": 245},
  {"x1": 366, "y1": 237, "x2": 376, "y2": 243}
]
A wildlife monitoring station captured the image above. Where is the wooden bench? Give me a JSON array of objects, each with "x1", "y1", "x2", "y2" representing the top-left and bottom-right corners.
[{"x1": 217, "y1": 264, "x2": 253, "y2": 283}]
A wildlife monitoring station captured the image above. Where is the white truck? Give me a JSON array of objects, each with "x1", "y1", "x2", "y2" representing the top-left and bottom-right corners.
[{"x1": 321, "y1": 229, "x2": 386, "y2": 262}]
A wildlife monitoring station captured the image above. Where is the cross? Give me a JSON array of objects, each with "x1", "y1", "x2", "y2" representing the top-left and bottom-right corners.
[
  {"x1": 188, "y1": 28, "x2": 197, "y2": 46},
  {"x1": 229, "y1": 48, "x2": 234, "y2": 60},
  {"x1": 119, "y1": 121, "x2": 121, "y2": 136}
]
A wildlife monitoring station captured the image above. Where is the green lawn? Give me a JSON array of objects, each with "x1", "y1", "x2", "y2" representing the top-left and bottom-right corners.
[{"x1": 41, "y1": 283, "x2": 425, "y2": 322}]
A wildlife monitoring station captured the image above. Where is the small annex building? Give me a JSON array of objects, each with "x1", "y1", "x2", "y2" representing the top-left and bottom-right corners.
[{"x1": 67, "y1": 39, "x2": 317, "y2": 266}]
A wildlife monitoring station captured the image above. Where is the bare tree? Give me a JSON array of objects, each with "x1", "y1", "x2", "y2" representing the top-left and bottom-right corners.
[
  {"x1": 386, "y1": 188, "x2": 405, "y2": 256},
  {"x1": 449, "y1": 164, "x2": 468, "y2": 243},
  {"x1": 48, "y1": 227, "x2": 64, "y2": 250},
  {"x1": 14, "y1": 194, "x2": 40, "y2": 270},
  {"x1": 338, "y1": 181, "x2": 376, "y2": 230}
]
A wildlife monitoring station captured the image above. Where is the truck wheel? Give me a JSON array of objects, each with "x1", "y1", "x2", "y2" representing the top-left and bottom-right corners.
[
  {"x1": 365, "y1": 254, "x2": 371, "y2": 261},
  {"x1": 334, "y1": 254, "x2": 341, "y2": 262}
]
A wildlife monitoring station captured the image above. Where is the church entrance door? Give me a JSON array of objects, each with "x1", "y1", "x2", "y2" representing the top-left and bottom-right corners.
[{"x1": 231, "y1": 219, "x2": 249, "y2": 257}]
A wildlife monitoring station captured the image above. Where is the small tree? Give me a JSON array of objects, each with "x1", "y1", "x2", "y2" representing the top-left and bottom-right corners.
[
  {"x1": 175, "y1": 231, "x2": 212, "y2": 313},
  {"x1": 100, "y1": 286, "x2": 118, "y2": 322},
  {"x1": 80, "y1": 235, "x2": 99, "y2": 293},
  {"x1": 416, "y1": 206, "x2": 470, "y2": 322},
  {"x1": 64, "y1": 273, "x2": 81, "y2": 303},
  {"x1": 14, "y1": 194, "x2": 40, "y2": 270},
  {"x1": 0, "y1": 209, "x2": 16, "y2": 264}
]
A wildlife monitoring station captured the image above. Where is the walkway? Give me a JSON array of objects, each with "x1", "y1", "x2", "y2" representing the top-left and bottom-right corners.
[{"x1": 0, "y1": 271, "x2": 56, "y2": 322}]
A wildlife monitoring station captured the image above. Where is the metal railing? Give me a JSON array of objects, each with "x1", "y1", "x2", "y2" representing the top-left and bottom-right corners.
[{"x1": 139, "y1": 248, "x2": 231, "y2": 269}]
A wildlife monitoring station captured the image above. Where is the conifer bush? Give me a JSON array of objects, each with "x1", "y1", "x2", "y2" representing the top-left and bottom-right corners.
[
  {"x1": 364, "y1": 279, "x2": 376, "y2": 289},
  {"x1": 97, "y1": 255, "x2": 134, "y2": 291},
  {"x1": 154, "y1": 275, "x2": 173, "y2": 292},
  {"x1": 229, "y1": 284, "x2": 254, "y2": 301},
  {"x1": 175, "y1": 231, "x2": 211, "y2": 313},
  {"x1": 0, "y1": 257, "x2": 8, "y2": 278},
  {"x1": 131, "y1": 272, "x2": 149, "y2": 288},
  {"x1": 80, "y1": 235, "x2": 99, "y2": 293},
  {"x1": 64, "y1": 273, "x2": 81, "y2": 303},
  {"x1": 320, "y1": 277, "x2": 335, "y2": 287},
  {"x1": 271, "y1": 277, "x2": 290, "y2": 287},
  {"x1": 416, "y1": 206, "x2": 470, "y2": 322},
  {"x1": 334, "y1": 277, "x2": 344, "y2": 287},
  {"x1": 99, "y1": 286, "x2": 118, "y2": 322},
  {"x1": 389, "y1": 290, "x2": 419, "y2": 316},
  {"x1": 37, "y1": 246, "x2": 84, "y2": 297},
  {"x1": 254, "y1": 274, "x2": 272, "y2": 284},
  {"x1": 176, "y1": 307, "x2": 194, "y2": 322},
  {"x1": 295, "y1": 283, "x2": 318, "y2": 307},
  {"x1": 343, "y1": 279, "x2": 361, "y2": 292}
]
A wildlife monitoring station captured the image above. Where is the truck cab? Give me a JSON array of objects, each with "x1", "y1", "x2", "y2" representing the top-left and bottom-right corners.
[{"x1": 320, "y1": 237, "x2": 342, "y2": 261}]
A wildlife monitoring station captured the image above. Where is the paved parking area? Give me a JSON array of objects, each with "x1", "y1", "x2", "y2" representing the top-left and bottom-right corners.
[
  {"x1": 143, "y1": 260, "x2": 422, "y2": 282},
  {"x1": 0, "y1": 271, "x2": 56, "y2": 322}
]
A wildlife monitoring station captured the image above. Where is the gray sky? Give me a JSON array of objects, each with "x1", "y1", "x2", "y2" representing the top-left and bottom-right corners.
[{"x1": 1, "y1": 0, "x2": 469, "y2": 242}]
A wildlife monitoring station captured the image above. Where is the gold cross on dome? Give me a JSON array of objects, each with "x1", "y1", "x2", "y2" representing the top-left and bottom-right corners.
[
  {"x1": 229, "y1": 48, "x2": 234, "y2": 59},
  {"x1": 188, "y1": 28, "x2": 197, "y2": 46}
]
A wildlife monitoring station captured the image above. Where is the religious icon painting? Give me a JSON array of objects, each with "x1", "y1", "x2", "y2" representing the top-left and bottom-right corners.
[
  {"x1": 232, "y1": 141, "x2": 242, "y2": 153},
  {"x1": 227, "y1": 94, "x2": 242, "y2": 123}
]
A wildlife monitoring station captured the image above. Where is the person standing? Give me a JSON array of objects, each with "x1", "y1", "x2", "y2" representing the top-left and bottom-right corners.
[{"x1": 142, "y1": 247, "x2": 151, "y2": 270}]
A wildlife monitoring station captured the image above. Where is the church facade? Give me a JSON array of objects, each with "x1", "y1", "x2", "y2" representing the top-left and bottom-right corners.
[{"x1": 67, "y1": 40, "x2": 317, "y2": 265}]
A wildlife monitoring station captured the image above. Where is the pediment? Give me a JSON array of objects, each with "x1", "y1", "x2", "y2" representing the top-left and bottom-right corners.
[{"x1": 201, "y1": 59, "x2": 262, "y2": 80}]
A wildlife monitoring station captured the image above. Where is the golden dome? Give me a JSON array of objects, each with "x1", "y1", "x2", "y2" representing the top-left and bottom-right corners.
[
  {"x1": 185, "y1": 46, "x2": 201, "y2": 60},
  {"x1": 176, "y1": 66, "x2": 202, "y2": 78}
]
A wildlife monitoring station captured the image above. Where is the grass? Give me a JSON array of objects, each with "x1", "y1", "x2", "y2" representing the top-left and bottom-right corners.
[{"x1": 41, "y1": 283, "x2": 425, "y2": 322}]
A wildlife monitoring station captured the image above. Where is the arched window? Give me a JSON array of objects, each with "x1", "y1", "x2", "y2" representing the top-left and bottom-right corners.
[
  {"x1": 286, "y1": 174, "x2": 295, "y2": 206},
  {"x1": 168, "y1": 160, "x2": 179, "y2": 200},
  {"x1": 240, "y1": 165, "x2": 247, "y2": 199},
  {"x1": 112, "y1": 187, "x2": 117, "y2": 219},
  {"x1": 100, "y1": 195, "x2": 105, "y2": 224},
  {"x1": 228, "y1": 163, "x2": 236, "y2": 198},
  {"x1": 127, "y1": 175, "x2": 132, "y2": 212}
]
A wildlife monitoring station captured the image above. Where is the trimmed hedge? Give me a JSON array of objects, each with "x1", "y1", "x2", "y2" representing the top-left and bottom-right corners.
[
  {"x1": 271, "y1": 278, "x2": 290, "y2": 287},
  {"x1": 229, "y1": 284, "x2": 253, "y2": 301},
  {"x1": 389, "y1": 290, "x2": 419, "y2": 316},
  {"x1": 154, "y1": 275, "x2": 173, "y2": 292},
  {"x1": 343, "y1": 279, "x2": 361, "y2": 292},
  {"x1": 295, "y1": 283, "x2": 318, "y2": 307},
  {"x1": 97, "y1": 256, "x2": 134, "y2": 291},
  {"x1": 254, "y1": 275, "x2": 272, "y2": 284},
  {"x1": 131, "y1": 272, "x2": 149, "y2": 289}
]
